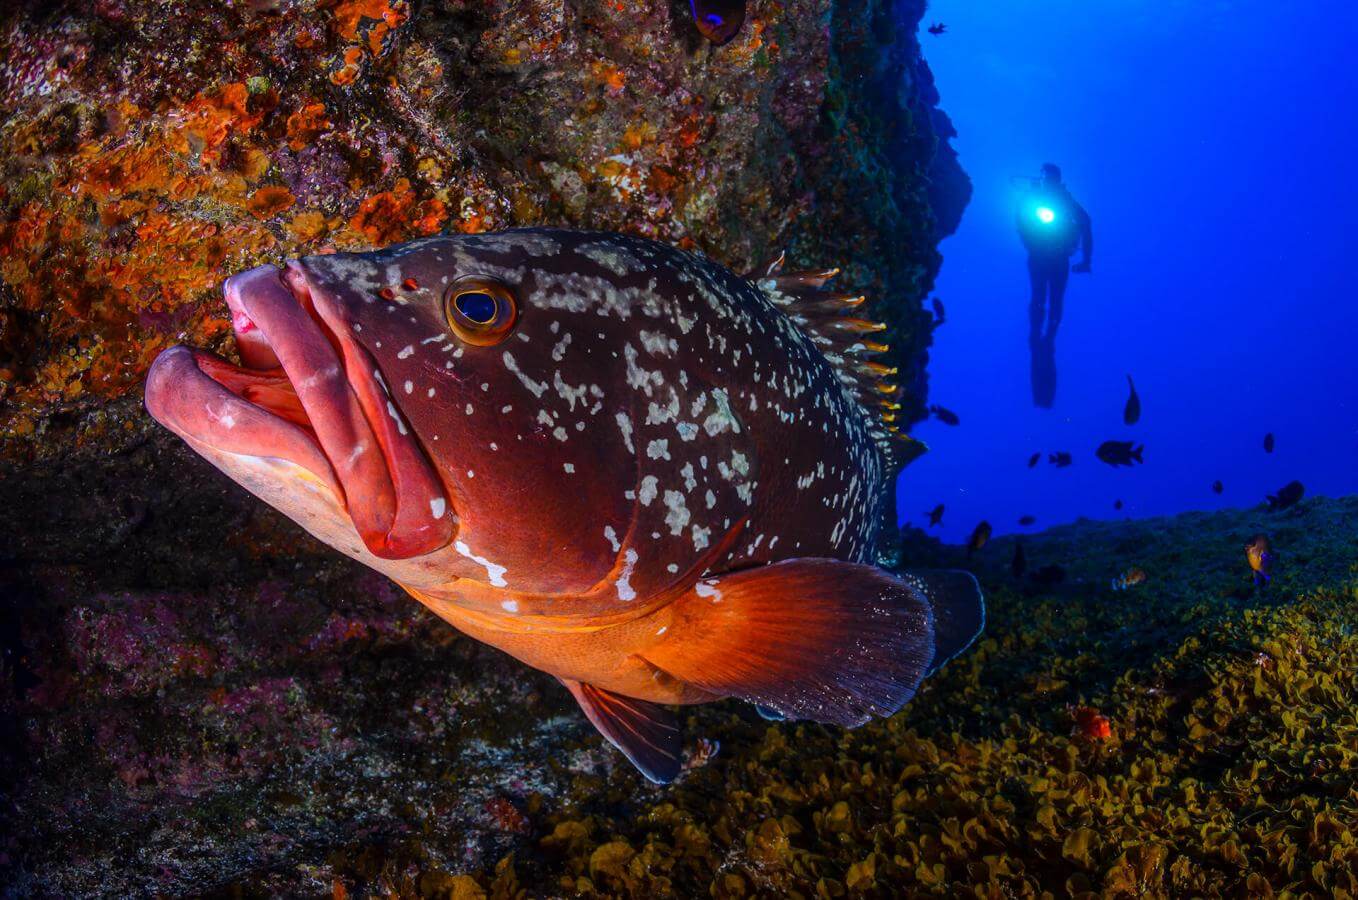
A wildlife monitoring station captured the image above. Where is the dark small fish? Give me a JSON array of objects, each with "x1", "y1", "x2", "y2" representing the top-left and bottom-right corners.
[
  {"x1": 929, "y1": 405, "x2": 960, "y2": 426},
  {"x1": 1049, "y1": 451, "x2": 1072, "y2": 468},
  {"x1": 930, "y1": 297, "x2": 945, "y2": 324},
  {"x1": 1027, "y1": 452, "x2": 1041, "y2": 468},
  {"x1": 926, "y1": 504, "x2": 945, "y2": 527},
  {"x1": 1266, "y1": 480, "x2": 1304, "y2": 510},
  {"x1": 1123, "y1": 375, "x2": 1140, "y2": 425},
  {"x1": 1095, "y1": 440, "x2": 1144, "y2": 467},
  {"x1": 1212, "y1": 480, "x2": 1223, "y2": 495},
  {"x1": 967, "y1": 521, "x2": 992, "y2": 557},
  {"x1": 1011, "y1": 542, "x2": 1027, "y2": 578},
  {"x1": 1263, "y1": 433, "x2": 1275, "y2": 453},
  {"x1": 690, "y1": 0, "x2": 746, "y2": 45},
  {"x1": 1018, "y1": 515, "x2": 1036, "y2": 526},
  {"x1": 1030, "y1": 564, "x2": 1065, "y2": 585},
  {"x1": 1114, "y1": 499, "x2": 1124, "y2": 510},
  {"x1": 927, "y1": 22, "x2": 947, "y2": 35},
  {"x1": 1246, "y1": 533, "x2": 1274, "y2": 587}
]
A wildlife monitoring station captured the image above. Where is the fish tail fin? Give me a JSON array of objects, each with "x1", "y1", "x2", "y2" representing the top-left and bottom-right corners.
[
  {"x1": 1133, "y1": 444, "x2": 1144, "y2": 463},
  {"x1": 642, "y1": 559, "x2": 983, "y2": 726},
  {"x1": 559, "y1": 678, "x2": 682, "y2": 784}
]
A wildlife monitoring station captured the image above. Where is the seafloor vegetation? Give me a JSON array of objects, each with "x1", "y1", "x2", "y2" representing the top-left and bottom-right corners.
[
  {"x1": 6, "y1": 491, "x2": 1353, "y2": 896},
  {"x1": 323, "y1": 495, "x2": 1358, "y2": 898}
]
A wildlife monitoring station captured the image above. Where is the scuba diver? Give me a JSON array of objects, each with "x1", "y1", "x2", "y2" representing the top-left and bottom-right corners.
[{"x1": 1016, "y1": 163, "x2": 1092, "y2": 407}]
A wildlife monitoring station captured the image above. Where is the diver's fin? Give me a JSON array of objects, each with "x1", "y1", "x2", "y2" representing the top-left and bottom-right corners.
[
  {"x1": 898, "y1": 569, "x2": 985, "y2": 676},
  {"x1": 559, "y1": 678, "x2": 682, "y2": 784},
  {"x1": 643, "y1": 559, "x2": 944, "y2": 727}
]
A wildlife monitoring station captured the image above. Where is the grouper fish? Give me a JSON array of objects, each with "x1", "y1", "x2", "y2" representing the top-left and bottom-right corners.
[{"x1": 145, "y1": 228, "x2": 984, "y2": 783}]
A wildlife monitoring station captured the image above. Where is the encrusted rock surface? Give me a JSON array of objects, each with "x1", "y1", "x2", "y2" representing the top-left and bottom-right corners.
[
  {"x1": 0, "y1": 0, "x2": 971, "y2": 894},
  {"x1": 0, "y1": 0, "x2": 964, "y2": 458}
]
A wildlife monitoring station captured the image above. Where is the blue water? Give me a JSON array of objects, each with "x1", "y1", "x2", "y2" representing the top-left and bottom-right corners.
[{"x1": 900, "y1": 0, "x2": 1358, "y2": 542}]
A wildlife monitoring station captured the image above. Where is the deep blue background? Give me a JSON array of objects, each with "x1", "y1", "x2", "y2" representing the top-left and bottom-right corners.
[{"x1": 899, "y1": 0, "x2": 1358, "y2": 542}]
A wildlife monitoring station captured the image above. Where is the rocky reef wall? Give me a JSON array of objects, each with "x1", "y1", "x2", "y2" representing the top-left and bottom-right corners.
[
  {"x1": 0, "y1": 0, "x2": 968, "y2": 894},
  {"x1": 0, "y1": 0, "x2": 964, "y2": 459}
]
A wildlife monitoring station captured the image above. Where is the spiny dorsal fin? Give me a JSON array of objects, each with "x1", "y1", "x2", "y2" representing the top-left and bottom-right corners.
[{"x1": 749, "y1": 256, "x2": 917, "y2": 469}]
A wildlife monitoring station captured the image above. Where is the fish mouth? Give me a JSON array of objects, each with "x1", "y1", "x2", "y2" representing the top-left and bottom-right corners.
[{"x1": 146, "y1": 263, "x2": 455, "y2": 559}]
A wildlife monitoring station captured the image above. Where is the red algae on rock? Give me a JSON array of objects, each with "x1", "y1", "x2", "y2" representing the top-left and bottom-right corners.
[{"x1": 0, "y1": 0, "x2": 965, "y2": 464}]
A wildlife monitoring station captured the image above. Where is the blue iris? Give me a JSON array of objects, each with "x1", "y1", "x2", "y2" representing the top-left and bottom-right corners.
[{"x1": 455, "y1": 291, "x2": 498, "y2": 324}]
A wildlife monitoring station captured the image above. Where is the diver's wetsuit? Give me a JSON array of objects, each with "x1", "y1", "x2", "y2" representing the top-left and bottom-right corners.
[
  {"x1": 1018, "y1": 187, "x2": 1091, "y2": 342},
  {"x1": 1017, "y1": 185, "x2": 1092, "y2": 408},
  {"x1": 1027, "y1": 252, "x2": 1070, "y2": 339}
]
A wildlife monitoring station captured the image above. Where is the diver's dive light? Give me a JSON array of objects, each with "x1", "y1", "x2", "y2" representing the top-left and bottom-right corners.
[{"x1": 1035, "y1": 206, "x2": 1056, "y2": 224}]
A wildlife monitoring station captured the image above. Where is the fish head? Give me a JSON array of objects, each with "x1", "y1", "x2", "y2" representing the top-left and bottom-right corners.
[{"x1": 146, "y1": 231, "x2": 669, "y2": 604}]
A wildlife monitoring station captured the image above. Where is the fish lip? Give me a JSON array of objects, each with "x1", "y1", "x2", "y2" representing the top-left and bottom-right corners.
[
  {"x1": 145, "y1": 344, "x2": 344, "y2": 500},
  {"x1": 150, "y1": 264, "x2": 456, "y2": 559}
]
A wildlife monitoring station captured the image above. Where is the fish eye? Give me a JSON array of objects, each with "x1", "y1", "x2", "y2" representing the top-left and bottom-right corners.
[{"x1": 444, "y1": 276, "x2": 517, "y2": 346}]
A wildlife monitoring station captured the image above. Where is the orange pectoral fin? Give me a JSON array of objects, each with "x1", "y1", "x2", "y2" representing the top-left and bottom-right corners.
[
  {"x1": 642, "y1": 559, "x2": 982, "y2": 727},
  {"x1": 560, "y1": 678, "x2": 683, "y2": 784}
]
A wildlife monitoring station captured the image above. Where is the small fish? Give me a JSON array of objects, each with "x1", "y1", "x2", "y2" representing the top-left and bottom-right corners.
[
  {"x1": 930, "y1": 297, "x2": 945, "y2": 324},
  {"x1": 1114, "y1": 499, "x2": 1124, "y2": 510},
  {"x1": 927, "y1": 22, "x2": 947, "y2": 35},
  {"x1": 1110, "y1": 567, "x2": 1147, "y2": 590},
  {"x1": 1095, "y1": 440, "x2": 1144, "y2": 467},
  {"x1": 1018, "y1": 515, "x2": 1036, "y2": 526},
  {"x1": 1073, "y1": 706, "x2": 1113, "y2": 740},
  {"x1": 1266, "y1": 480, "x2": 1304, "y2": 510},
  {"x1": 967, "y1": 521, "x2": 992, "y2": 557},
  {"x1": 1245, "y1": 533, "x2": 1274, "y2": 587},
  {"x1": 145, "y1": 228, "x2": 985, "y2": 785},
  {"x1": 1212, "y1": 480, "x2": 1224, "y2": 495},
  {"x1": 1123, "y1": 375, "x2": 1140, "y2": 425},
  {"x1": 926, "y1": 504, "x2": 945, "y2": 527},
  {"x1": 1049, "y1": 451, "x2": 1072, "y2": 468},
  {"x1": 929, "y1": 404, "x2": 960, "y2": 426},
  {"x1": 1027, "y1": 452, "x2": 1041, "y2": 468},
  {"x1": 1011, "y1": 542, "x2": 1027, "y2": 578},
  {"x1": 690, "y1": 0, "x2": 746, "y2": 45},
  {"x1": 1031, "y1": 564, "x2": 1065, "y2": 585},
  {"x1": 1263, "y1": 432, "x2": 1275, "y2": 453}
]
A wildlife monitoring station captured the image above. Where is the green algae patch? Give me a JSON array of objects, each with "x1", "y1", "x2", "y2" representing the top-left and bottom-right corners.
[{"x1": 325, "y1": 496, "x2": 1358, "y2": 896}]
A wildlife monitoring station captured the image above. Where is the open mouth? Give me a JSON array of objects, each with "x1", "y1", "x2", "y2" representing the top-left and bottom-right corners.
[{"x1": 146, "y1": 263, "x2": 455, "y2": 559}]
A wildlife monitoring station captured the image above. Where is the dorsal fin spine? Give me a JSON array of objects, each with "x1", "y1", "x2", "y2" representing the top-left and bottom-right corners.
[{"x1": 749, "y1": 255, "x2": 910, "y2": 469}]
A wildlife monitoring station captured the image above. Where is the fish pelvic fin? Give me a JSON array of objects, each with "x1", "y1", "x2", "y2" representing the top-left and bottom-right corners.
[
  {"x1": 641, "y1": 559, "x2": 983, "y2": 726},
  {"x1": 559, "y1": 678, "x2": 682, "y2": 784}
]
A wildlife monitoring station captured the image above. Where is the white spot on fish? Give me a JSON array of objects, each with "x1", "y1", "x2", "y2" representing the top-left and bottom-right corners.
[
  {"x1": 501, "y1": 599, "x2": 519, "y2": 613},
  {"x1": 663, "y1": 490, "x2": 690, "y2": 535},
  {"x1": 455, "y1": 540, "x2": 507, "y2": 587},
  {"x1": 616, "y1": 549, "x2": 639, "y2": 601},
  {"x1": 638, "y1": 475, "x2": 658, "y2": 506},
  {"x1": 430, "y1": 497, "x2": 446, "y2": 519},
  {"x1": 385, "y1": 401, "x2": 408, "y2": 435}
]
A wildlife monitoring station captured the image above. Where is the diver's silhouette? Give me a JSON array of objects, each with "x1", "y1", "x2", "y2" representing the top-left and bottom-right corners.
[{"x1": 1017, "y1": 163, "x2": 1092, "y2": 407}]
